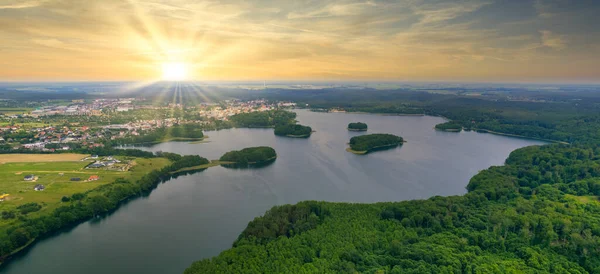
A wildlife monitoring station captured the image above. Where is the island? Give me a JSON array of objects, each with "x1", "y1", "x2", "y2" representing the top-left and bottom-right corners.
[
  {"x1": 347, "y1": 122, "x2": 368, "y2": 131},
  {"x1": 219, "y1": 146, "x2": 277, "y2": 166},
  {"x1": 434, "y1": 121, "x2": 463, "y2": 132},
  {"x1": 346, "y1": 133, "x2": 404, "y2": 154},
  {"x1": 274, "y1": 124, "x2": 312, "y2": 138}
]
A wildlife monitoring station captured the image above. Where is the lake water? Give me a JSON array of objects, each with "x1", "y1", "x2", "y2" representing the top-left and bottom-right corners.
[{"x1": 0, "y1": 110, "x2": 546, "y2": 274}]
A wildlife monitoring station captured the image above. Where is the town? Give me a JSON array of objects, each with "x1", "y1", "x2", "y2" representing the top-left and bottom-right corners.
[{"x1": 0, "y1": 99, "x2": 296, "y2": 151}]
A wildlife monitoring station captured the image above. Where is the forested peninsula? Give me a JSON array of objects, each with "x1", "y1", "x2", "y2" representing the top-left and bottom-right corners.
[
  {"x1": 434, "y1": 121, "x2": 462, "y2": 132},
  {"x1": 112, "y1": 124, "x2": 205, "y2": 145},
  {"x1": 347, "y1": 122, "x2": 368, "y2": 131},
  {"x1": 219, "y1": 146, "x2": 277, "y2": 166},
  {"x1": 0, "y1": 150, "x2": 208, "y2": 263},
  {"x1": 347, "y1": 134, "x2": 404, "y2": 154},
  {"x1": 274, "y1": 124, "x2": 312, "y2": 138}
]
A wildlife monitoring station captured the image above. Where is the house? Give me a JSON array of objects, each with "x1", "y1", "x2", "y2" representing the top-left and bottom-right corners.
[
  {"x1": 34, "y1": 184, "x2": 45, "y2": 191},
  {"x1": 24, "y1": 175, "x2": 35, "y2": 181},
  {"x1": 70, "y1": 178, "x2": 81, "y2": 181},
  {"x1": 88, "y1": 175, "x2": 100, "y2": 181}
]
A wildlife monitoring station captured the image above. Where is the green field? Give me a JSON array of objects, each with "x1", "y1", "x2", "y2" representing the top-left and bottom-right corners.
[{"x1": 0, "y1": 157, "x2": 171, "y2": 232}]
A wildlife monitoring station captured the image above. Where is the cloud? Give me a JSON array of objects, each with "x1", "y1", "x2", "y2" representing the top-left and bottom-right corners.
[
  {"x1": 287, "y1": 1, "x2": 377, "y2": 19},
  {"x1": 0, "y1": 0, "x2": 46, "y2": 9},
  {"x1": 411, "y1": 1, "x2": 492, "y2": 26},
  {"x1": 540, "y1": 30, "x2": 566, "y2": 50}
]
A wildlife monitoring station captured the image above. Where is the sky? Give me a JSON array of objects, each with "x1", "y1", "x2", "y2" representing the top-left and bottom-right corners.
[{"x1": 0, "y1": 0, "x2": 599, "y2": 82}]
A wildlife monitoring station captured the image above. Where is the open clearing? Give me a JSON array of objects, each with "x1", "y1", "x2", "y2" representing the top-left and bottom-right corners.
[{"x1": 0, "y1": 153, "x2": 88, "y2": 164}]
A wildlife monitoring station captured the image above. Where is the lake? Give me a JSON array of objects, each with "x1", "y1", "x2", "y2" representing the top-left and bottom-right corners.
[{"x1": 0, "y1": 110, "x2": 546, "y2": 274}]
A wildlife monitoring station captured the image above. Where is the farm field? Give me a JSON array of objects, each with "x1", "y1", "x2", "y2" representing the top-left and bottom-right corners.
[{"x1": 0, "y1": 155, "x2": 171, "y2": 232}]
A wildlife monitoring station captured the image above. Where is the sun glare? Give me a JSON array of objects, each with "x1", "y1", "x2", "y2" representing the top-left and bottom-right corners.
[{"x1": 161, "y1": 62, "x2": 188, "y2": 81}]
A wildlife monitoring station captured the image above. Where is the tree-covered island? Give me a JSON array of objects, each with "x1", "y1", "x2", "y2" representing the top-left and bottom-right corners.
[
  {"x1": 347, "y1": 122, "x2": 368, "y2": 131},
  {"x1": 219, "y1": 146, "x2": 277, "y2": 166},
  {"x1": 347, "y1": 133, "x2": 404, "y2": 154},
  {"x1": 274, "y1": 124, "x2": 313, "y2": 138}
]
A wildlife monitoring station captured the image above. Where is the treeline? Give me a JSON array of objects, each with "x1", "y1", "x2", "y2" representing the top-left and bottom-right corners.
[
  {"x1": 219, "y1": 147, "x2": 276, "y2": 165},
  {"x1": 0, "y1": 143, "x2": 155, "y2": 158},
  {"x1": 434, "y1": 121, "x2": 463, "y2": 131},
  {"x1": 347, "y1": 122, "x2": 367, "y2": 131},
  {"x1": 0, "y1": 152, "x2": 208, "y2": 262},
  {"x1": 274, "y1": 124, "x2": 312, "y2": 137},
  {"x1": 229, "y1": 110, "x2": 296, "y2": 128},
  {"x1": 112, "y1": 124, "x2": 204, "y2": 145},
  {"x1": 349, "y1": 133, "x2": 403, "y2": 152},
  {"x1": 185, "y1": 143, "x2": 600, "y2": 273}
]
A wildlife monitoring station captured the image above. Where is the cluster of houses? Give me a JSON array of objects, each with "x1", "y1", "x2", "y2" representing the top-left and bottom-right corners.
[
  {"x1": 1, "y1": 124, "x2": 105, "y2": 151},
  {"x1": 197, "y1": 100, "x2": 276, "y2": 120}
]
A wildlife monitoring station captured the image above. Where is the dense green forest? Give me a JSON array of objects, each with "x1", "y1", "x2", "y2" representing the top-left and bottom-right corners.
[
  {"x1": 112, "y1": 124, "x2": 205, "y2": 145},
  {"x1": 348, "y1": 134, "x2": 404, "y2": 154},
  {"x1": 434, "y1": 121, "x2": 463, "y2": 132},
  {"x1": 229, "y1": 110, "x2": 296, "y2": 128},
  {"x1": 274, "y1": 124, "x2": 313, "y2": 137},
  {"x1": 348, "y1": 122, "x2": 368, "y2": 131},
  {"x1": 219, "y1": 147, "x2": 277, "y2": 166}
]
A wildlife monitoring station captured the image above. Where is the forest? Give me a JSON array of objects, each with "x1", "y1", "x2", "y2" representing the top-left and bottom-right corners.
[
  {"x1": 434, "y1": 121, "x2": 463, "y2": 132},
  {"x1": 229, "y1": 110, "x2": 296, "y2": 128},
  {"x1": 219, "y1": 146, "x2": 277, "y2": 166},
  {"x1": 348, "y1": 134, "x2": 404, "y2": 153},
  {"x1": 347, "y1": 122, "x2": 368, "y2": 131},
  {"x1": 111, "y1": 124, "x2": 205, "y2": 145},
  {"x1": 184, "y1": 87, "x2": 600, "y2": 274},
  {"x1": 274, "y1": 124, "x2": 312, "y2": 137}
]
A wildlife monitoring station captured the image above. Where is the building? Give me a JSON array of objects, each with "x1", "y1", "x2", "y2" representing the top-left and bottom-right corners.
[
  {"x1": 70, "y1": 178, "x2": 81, "y2": 181},
  {"x1": 24, "y1": 175, "x2": 35, "y2": 181},
  {"x1": 34, "y1": 184, "x2": 45, "y2": 191},
  {"x1": 88, "y1": 175, "x2": 100, "y2": 181}
]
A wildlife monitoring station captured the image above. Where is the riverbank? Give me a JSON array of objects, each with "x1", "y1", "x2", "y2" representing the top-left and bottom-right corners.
[{"x1": 347, "y1": 128, "x2": 367, "y2": 132}]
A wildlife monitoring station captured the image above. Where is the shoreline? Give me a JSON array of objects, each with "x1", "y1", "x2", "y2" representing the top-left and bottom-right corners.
[
  {"x1": 346, "y1": 142, "x2": 403, "y2": 155},
  {"x1": 347, "y1": 128, "x2": 367, "y2": 131},
  {"x1": 473, "y1": 129, "x2": 568, "y2": 144}
]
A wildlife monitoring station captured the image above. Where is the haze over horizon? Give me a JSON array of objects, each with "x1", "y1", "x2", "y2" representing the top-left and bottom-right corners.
[{"x1": 1, "y1": 0, "x2": 599, "y2": 83}]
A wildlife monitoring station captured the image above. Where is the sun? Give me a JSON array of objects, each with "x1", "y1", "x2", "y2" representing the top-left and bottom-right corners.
[{"x1": 161, "y1": 62, "x2": 188, "y2": 81}]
